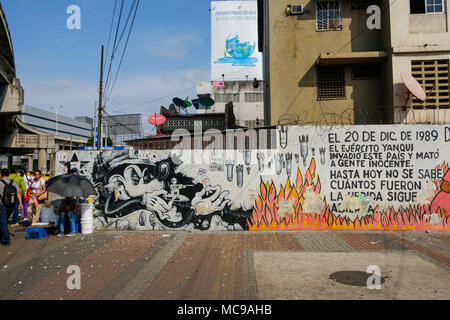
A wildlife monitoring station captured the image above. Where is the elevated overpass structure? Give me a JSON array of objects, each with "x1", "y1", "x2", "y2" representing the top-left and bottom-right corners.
[{"x1": 0, "y1": 3, "x2": 86, "y2": 172}]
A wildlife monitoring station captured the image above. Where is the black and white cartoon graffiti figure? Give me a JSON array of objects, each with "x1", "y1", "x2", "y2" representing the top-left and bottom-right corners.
[{"x1": 91, "y1": 151, "x2": 243, "y2": 230}]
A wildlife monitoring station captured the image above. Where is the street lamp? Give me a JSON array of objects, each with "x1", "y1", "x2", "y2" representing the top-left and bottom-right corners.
[{"x1": 51, "y1": 106, "x2": 64, "y2": 136}]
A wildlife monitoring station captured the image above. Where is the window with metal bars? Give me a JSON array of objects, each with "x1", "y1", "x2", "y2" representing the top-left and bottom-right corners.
[
  {"x1": 411, "y1": 59, "x2": 449, "y2": 109},
  {"x1": 316, "y1": 0, "x2": 342, "y2": 31},
  {"x1": 244, "y1": 92, "x2": 264, "y2": 102},
  {"x1": 317, "y1": 65, "x2": 346, "y2": 100},
  {"x1": 214, "y1": 93, "x2": 240, "y2": 103}
]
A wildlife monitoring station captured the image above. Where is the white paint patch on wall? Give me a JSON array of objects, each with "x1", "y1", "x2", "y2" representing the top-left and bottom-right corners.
[
  {"x1": 303, "y1": 190, "x2": 324, "y2": 214},
  {"x1": 414, "y1": 181, "x2": 436, "y2": 205},
  {"x1": 277, "y1": 199, "x2": 294, "y2": 218},
  {"x1": 336, "y1": 194, "x2": 373, "y2": 221}
]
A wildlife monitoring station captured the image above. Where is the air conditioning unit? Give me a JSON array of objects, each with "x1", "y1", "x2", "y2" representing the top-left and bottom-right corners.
[{"x1": 286, "y1": 4, "x2": 304, "y2": 16}]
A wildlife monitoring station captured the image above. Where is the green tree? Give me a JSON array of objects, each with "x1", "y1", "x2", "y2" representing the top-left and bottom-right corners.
[{"x1": 87, "y1": 136, "x2": 113, "y2": 147}]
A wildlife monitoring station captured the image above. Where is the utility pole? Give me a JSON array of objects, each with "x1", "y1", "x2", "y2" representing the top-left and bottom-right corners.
[
  {"x1": 98, "y1": 45, "x2": 104, "y2": 151},
  {"x1": 105, "y1": 121, "x2": 108, "y2": 149},
  {"x1": 93, "y1": 101, "x2": 97, "y2": 148}
]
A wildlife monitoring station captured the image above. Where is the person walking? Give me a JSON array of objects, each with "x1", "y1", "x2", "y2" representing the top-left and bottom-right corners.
[
  {"x1": 0, "y1": 168, "x2": 23, "y2": 246},
  {"x1": 28, "y1": 170, "x2": 47, "y2": 224},
  {"x1": 8, "y1": 166, "x2": 27, "y2": 227},
  {"x1": 18, "y1": 168, "x2": 30, "y2": 221},
  {"x1": 22, "y1": 171, "x2": 34, "y2": 222}
]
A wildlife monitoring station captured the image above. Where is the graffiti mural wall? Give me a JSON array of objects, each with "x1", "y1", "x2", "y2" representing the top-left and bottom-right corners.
[{"x1": 55, "y1": 124, "x2": 450, "y2": 232}]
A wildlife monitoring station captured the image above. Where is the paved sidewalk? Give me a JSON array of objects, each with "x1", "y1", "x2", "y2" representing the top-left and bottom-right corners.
[{"x1": 0, "y1": 227, "x2": 449, "y2": 300}]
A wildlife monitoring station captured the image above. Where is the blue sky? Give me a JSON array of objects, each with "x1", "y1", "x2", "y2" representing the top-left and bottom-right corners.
[{"x1": 2, "y1": 0, "x2": 214, "y2": 134}]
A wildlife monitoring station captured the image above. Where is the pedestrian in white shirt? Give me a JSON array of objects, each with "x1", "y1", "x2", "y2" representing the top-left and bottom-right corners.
[{"x1": 28, "y1": 170, "x2": 47, "y2": 224}]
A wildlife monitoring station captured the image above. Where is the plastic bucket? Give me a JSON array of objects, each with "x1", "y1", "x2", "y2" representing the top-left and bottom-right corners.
[
  {"x1": 80, "y1": 203, "x2": 94, "y2": 234},
  {"x1": 80, "y1": 203, "x2": 93, "y2": 219},
  {"x1": 81, "y1": 217, "x2": 93, "y2": 234},
  {"x1": 40, "y1": 207, "x2": 54, "y2": 223}
]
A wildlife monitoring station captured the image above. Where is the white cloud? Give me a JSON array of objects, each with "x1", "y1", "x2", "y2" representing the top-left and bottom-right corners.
[
  {"x1": 146, "y1": 32, "x2": 203, "y2": 59},
  {"x1": 25, "y1": 79, "x2": 97, "y2": 115},
  {"x1": 22, "y1": 68, "x2": 210, "y2": 133}
]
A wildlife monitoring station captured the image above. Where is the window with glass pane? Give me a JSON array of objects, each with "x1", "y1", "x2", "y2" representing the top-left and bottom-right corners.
[{"x1": 426, "y1": 0, "x2": 444, "y2": 13}]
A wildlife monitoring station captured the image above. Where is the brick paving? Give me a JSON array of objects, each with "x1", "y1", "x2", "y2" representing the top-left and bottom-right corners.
[
  {"x1": 0, "y1": 232, "x2": 116, "y2": 299},
  {"x1": 0, "y1": 228, "x2": 449, "y2": 300},
  {"x1": 98, "y1": 233, "x2": 187, "y2": 300},
  {"x1": 16, "y1": 233, "x2": 160, "y2": 300},
  {"x1": 337, "y1": 233, "x2": 386, "y2": 250},
  {"x1": 387, "y1": 234, "x2": 450, "y2": 269},
  {"x1": 296, "y1": 232, "x2": 355, "y2": 252}
]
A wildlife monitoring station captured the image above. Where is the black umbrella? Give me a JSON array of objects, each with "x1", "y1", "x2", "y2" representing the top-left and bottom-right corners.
[{"x1": 45, "y1": 173, "x2": 97, "y2": 198}]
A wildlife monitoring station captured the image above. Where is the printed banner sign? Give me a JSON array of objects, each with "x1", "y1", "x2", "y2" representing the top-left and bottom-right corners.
[{"x1": 211, "y1": 1, "x2": 262, "y2": 81}]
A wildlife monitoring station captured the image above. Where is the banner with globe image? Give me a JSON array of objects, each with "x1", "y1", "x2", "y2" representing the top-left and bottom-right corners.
[{"x1": 211, "y1": 1, "x2": 263, "y2": 81}]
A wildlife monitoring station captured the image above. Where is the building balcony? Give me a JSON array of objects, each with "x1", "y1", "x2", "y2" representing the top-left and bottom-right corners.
[{"x1": 317, "y1": 51, "x2": 388, "y2": 65}]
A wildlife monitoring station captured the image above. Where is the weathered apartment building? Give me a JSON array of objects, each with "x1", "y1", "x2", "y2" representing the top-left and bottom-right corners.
[
  {"x1": 258, "y1": 0, "x2": 450, "y2": 126},
  {"x1": 196, "y1": 81, "x2": 265, "y2": 128}
]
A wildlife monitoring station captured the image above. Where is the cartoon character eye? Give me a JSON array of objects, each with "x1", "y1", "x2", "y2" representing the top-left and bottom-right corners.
[
  {"x1": 142, "y1": 167, "x2": 155, "y2": 184},
  {"x1": 130, "y1": 169, "x2": 140, "y2": 185},
  {"x1": 124, "y1": 165, "x2": 142, "y2": 186}
]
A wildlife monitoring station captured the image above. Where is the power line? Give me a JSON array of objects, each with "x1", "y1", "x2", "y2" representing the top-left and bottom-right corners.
[
  {"x1": 104, "y1": 0, "x2": 125, "y2": 94},
  {"x1": 113, "y1": 0, "x2": 138, "y2": 55},
  {"x1": 104, "y1": 0, "x2": 118, "y2": 68},
  {"x1": 330, "y1": 0, "x2": 400, "y2": 56},
  {"x1": 104, "y1": 0, "x2": 138, "y2": 98},
  {"x1": 106, "y1": 66, "x2": 255, "y2": 112},
  {"x1": 110, "y1": 86, "x2": 197, "y2": 112},
  {"x1": 103, "y1": 109, "x2": 144, "y2": 138},
  {"x1": 104, "y1": 0, "x2": 140, "y2": 104}
]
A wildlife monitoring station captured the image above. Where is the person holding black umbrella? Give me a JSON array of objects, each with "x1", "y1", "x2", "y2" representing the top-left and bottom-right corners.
[
  {"x1": 46, "y1": 170, "x2": 97, "y2": 236},
  {"x1": 56, "y1": 196, "x2": 79, "y2": 237}
]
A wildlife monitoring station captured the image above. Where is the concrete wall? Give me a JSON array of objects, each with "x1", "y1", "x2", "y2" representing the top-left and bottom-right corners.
[
  {"x1": 268, "y1": 0, "x2": 386, "y2": 126},
  {"x1": 56, "y1": 124, "x2": 450, "y2": 232},
  {"x1": 0, "y1": 78, "x2": 23, "y2": 114}
]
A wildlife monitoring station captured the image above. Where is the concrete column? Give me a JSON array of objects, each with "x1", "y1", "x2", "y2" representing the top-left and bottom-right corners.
[
  {"x1": 49, "y1": 151, "x2": 56, "y2": 177},
  {"x1": 7, "y1": 155, "x2": 13, "y2": 170},
  {"x1": 38, "y1": 149, "x2": 47, "y2": 172},
  {"x1": 27, "y1": 155, "x2": 33, "y2": 172}
]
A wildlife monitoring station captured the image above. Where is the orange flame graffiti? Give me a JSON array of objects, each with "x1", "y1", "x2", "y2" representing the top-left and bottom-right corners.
[{"x1": 248, "y1": 159, "x2": 449, "y2": 231}]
